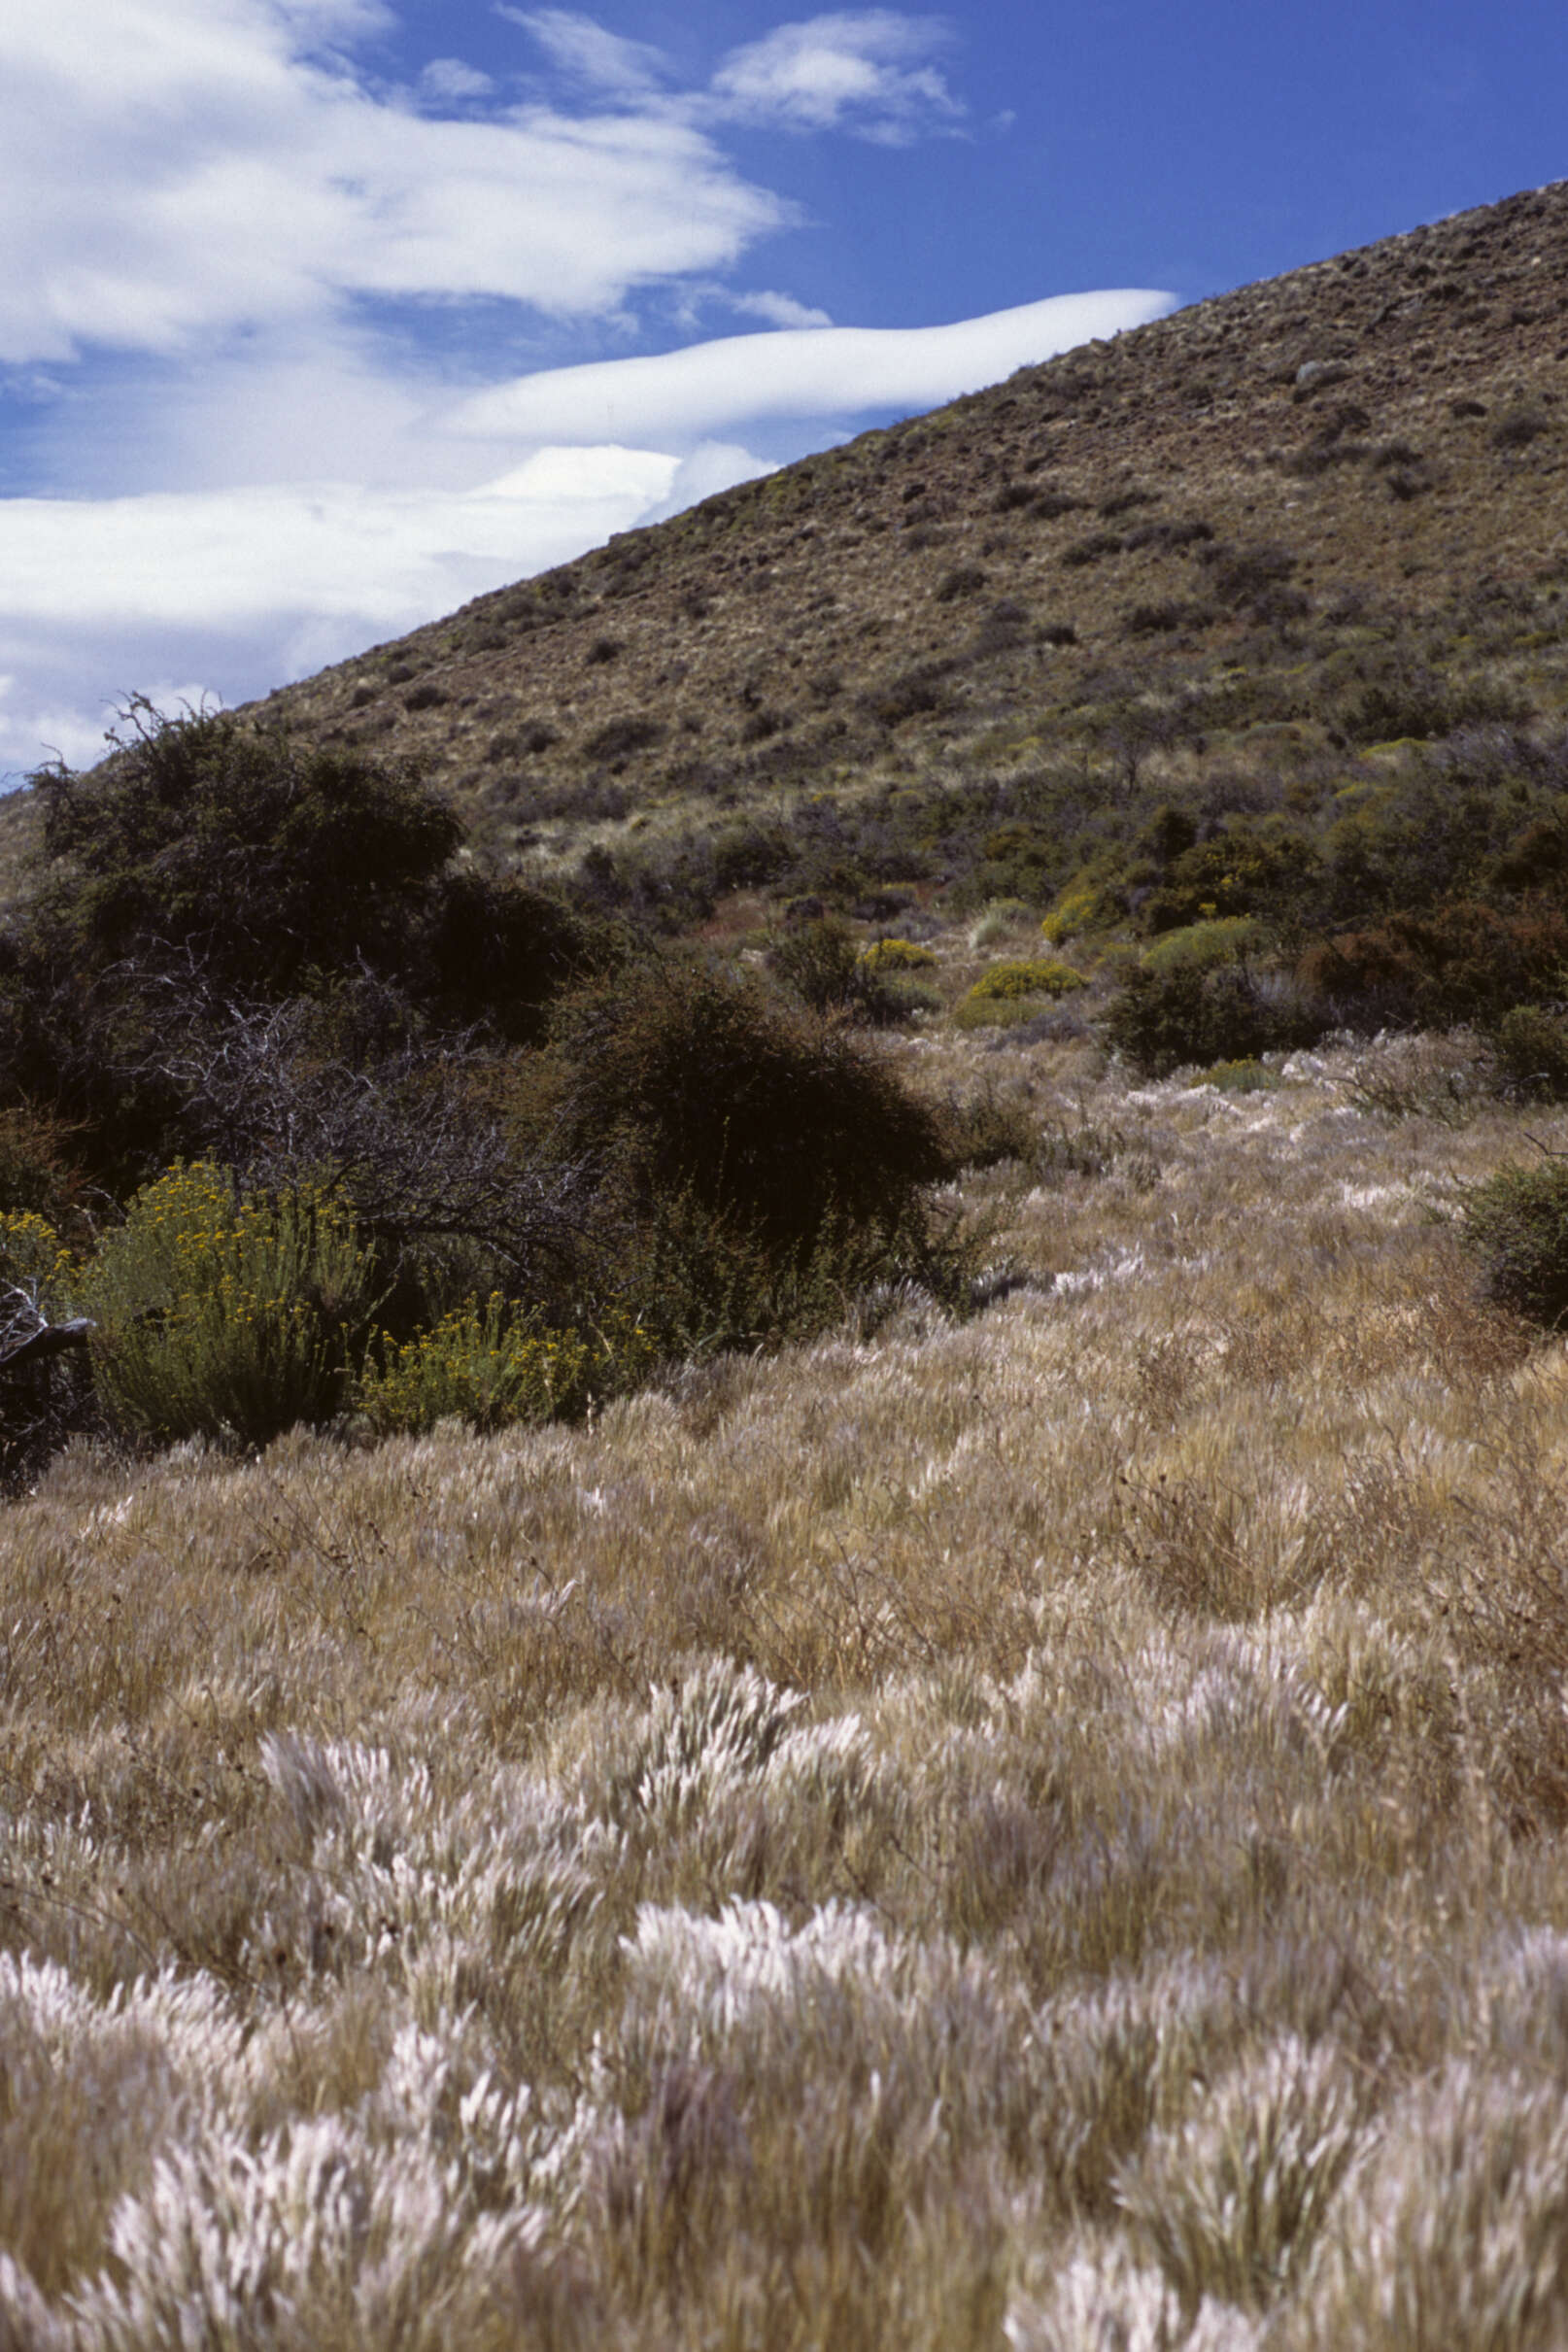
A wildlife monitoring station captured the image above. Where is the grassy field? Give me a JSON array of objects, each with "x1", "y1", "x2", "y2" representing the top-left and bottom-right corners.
[{"x1": 7, "y1": 1026, "x2": 1568, "y2": 2346}]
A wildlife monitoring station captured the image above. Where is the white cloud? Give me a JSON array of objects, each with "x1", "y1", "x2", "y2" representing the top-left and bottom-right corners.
[
  {"x1": 450, "y1": 290, "x2": 1174, "y2": 445},
  {"x1": 500, "y1": 7, "x2": 670, "y2": 97},
  {"x1": 418, "y1": 57, "x2": 496, "y2": 100},
  {"x1": 707, "y1": 11, "x2": 963, "y2": 142},
  {"x1": 0, "y1": 458, "x2": 676, "y2": 633},
  {"x1": 0, "y1": 1, "x2": 789, "y2": 363},
  {"x1": 727, "y1": 290, "x2": 836, "y2": 329}
]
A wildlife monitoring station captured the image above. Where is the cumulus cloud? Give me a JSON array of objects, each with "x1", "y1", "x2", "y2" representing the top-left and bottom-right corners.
[
  {"x1": 451, "y1": 290, "x2": 1173, "y2": 445},
  {"x1": 707, "y1": 11, "x2": 964, "y2": 142},
  {"x1": 0, "y1": 1, "x2": 789, "y2": 363}
]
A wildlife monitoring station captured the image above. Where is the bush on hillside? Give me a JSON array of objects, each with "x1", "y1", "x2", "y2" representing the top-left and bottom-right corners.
[
  {"x1": 2, "y1": 703, "x2": 601, "y2": 1179},
  {"x1": 85, "y1": 1163, "x2": 377, "y2": 1445},
  {"x1": 1106, "y1": 962, "x2": 1320, "y2": 1078},
  {"x1": 30, "y1": 700, "x2": 461, "y2": 1000},
  {"x1": 357, "y1": 1295, "x2": 655, "y2": 1435},
  {"x1": 1491, "y1": 1005, "x2": 1568, "y2": 1102},
  {"x1": 1460, "y1": 1156, "x2": 1568, "y2": 1327},
  {"x1": 0, "y1": 1208, "x2": 94, "y2": 1490},
  {"x1": 967, "y1": 958, "x2": 1085, "y2": 1004},
  {"x1": 1298, "y1": 902, "x2": 1568, "y2": 1031},
  {"x1": 767, "y1": 916, "x2": 909, "y2": 1023},
  {"x1": 859, "y1": 937, "x2": 937, "y2": 972},
  {"x1": 1140, "y1": 916, "x2": 1268, "y2": 974},
  {"x1": 551, "y1": 955, "x2": 956, "y2": 1258}
]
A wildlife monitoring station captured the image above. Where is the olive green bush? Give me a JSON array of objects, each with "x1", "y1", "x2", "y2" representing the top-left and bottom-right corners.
[
  {"x1": 552, "y1": 955, "x2": 955, "y2": 1255},
  {"x1": 1106, "y1": 962, "x2": 1320, "y2": 1078},
  {"x1": 1460, "y1": 1155, "x2": 1568, "y2": 1326},
  {"x1": 550, "y1": 954, "x2": 967, "y2": 1346},
  {"x1": 966, "y1": 958, "x2": 1086, "y2": 1004},
  {"x1": 1492, "y1": 1005, "x2": 1568, "y2": 1101}
]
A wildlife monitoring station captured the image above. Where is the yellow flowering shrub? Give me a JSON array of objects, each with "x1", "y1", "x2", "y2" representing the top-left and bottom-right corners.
[
  {"x1": 1040, "y1": 874, "x2": 1119, "y2": 944},
  {"x1": 0, "y1": 1210, "x2": 78, "y2": 1308},
  {"x1": 965, "y1": 957, "x2": 1086, "y2": 1005},
  {"x1": 357, "y1": 1296, "x2": 657, "y2": 1436},
  {"x1": 858, "y1": 937, "x2": 937, "y2": 972},
  {"x1": 85, "y1": 1163, "x2": 376, "y2": 1444}
]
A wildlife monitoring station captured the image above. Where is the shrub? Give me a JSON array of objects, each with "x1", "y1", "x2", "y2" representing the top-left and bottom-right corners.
[
  {"x1": 767, "y1": 917, "x2": 906, "y2": 1023},
  {"x1": 1298, "y1": 902, "x2": 1568, "y2": 1029},
  {"x1": 969, "y1": 901, "x2": 1037, "y2": 949},
  {"x1": 0, "y1": 1209, "x2": 92, "y2": 1490},
  {"x1": 0, "y1": 1102, "x2": 85, "y2": 1232},
  {"x1": 582, "y1": 714, "x2": 665, "y2": 763},
  {"x1": 27, "y1": 701, "x2": 461, "y2": 1003},
  {"x1": 551, "y1": 955, "x2": 957, "y2": 1260},
  {"x1": 85, "y1": 1163, "x2": 377, "y2": 1445},
  {"x1": 860, "y1": 937, "x2": 937, "y2": 972},
  {"x1": 1191, "y1": 1057, "x2": 1281, "y2": 1094},
  {"x1": 1492, "y1": 1005, "x2": 1568, "y2": 1101},
  {"x1": 1106, "y1": 963, "x2": 1319, "y2": 1077},
  {"x1": 1142, "y1": 916, "x2": 1268, "y2": 974},
  {"x1": 357, "y1": 1296, "x2": 654, "y2": 1435},
  {"x1": 934, "y1": 565, "x2": 987, "y2": 603},
  {"x1": 1460, "y1": 1157, "x2": 1568, "y2": 1325},
  {"x1": 1041, "y1": 873, "x2": 1122, "y2": 943},
  {"x1": 967, "y1": 958, "x2": 1086, "y2": 1004}
]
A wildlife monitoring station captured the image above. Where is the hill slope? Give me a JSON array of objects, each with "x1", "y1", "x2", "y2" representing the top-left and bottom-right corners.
[{"x1": 249, "y1": 177, "x2": 1568, "y2": 878}]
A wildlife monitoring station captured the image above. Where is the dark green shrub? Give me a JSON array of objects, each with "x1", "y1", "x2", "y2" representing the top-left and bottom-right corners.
[
  {"x1": 768, "y1": 916, "x2": 907, "y2": 1022},
  {"x1": 1461, "y1": 1157, "x2": 1568, "y2": 1325},
  {"x1": 866, "y1": 665, "x2": 954, "y2": 727},
  {"x1": 2, "y1": 705, "x2": 597, "y2": 1180},
  {"x1": 1142, "y1": 821, "x2": 1319, "y2": 932},
  {"x1": 1492, "y1": 1006, "x2": 1568, "y2": 1101},
  {"x1": 28, "y1": 701, "x2": 461, "y2": 1001},
  {"x1": 551, "y1": 954, "x2": 956, "y2": 1258},
  {"x1": 1105, "y1": 962, "x2": 1319, "y2": 1077},
  {"x1": 0, "y1": 1102, "x2": 85, "y2": 1232},
  {"x1": 426, "y1": 870, "x2": 606, "y2": 1041},
  {"x1": 582, "y1": 715, "x2": 665, "y2": 763},
  {"x1": 1197, "y1": 541, "x2": 1298, "y2": 611}
]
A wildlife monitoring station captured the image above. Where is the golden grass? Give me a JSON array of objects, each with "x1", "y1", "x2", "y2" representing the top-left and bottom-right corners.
[{"x1": 6, "y1": 1037, "x2": 1568, "y2": 2344}]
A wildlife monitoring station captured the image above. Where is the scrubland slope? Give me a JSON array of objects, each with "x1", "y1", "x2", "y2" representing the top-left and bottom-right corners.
[
  {"x1": 8, "y1": 1034, "x2": 1568, "y2": 2346},
  {"x1": 6, "y1": 178, "x2": 1568, "y2": 2348}
]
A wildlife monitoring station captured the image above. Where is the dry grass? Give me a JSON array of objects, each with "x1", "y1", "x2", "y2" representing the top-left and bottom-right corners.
[{"x1": 6, "y1": 1038, "x2": 1568, "y2": 2344}]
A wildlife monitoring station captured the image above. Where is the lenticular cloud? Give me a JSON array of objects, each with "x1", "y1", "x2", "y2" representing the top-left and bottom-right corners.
[{"x1": 450, "y1": 290, "x2": 1174, "y2": 446}]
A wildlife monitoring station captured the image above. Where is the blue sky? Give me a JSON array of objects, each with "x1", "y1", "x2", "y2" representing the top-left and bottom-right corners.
[{"x1": 1, "y1": 0, "x2": 1564, "y2": 785}]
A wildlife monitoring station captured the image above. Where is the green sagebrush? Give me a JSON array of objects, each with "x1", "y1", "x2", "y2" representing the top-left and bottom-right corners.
[
  {"x1": 1460, "y1": 1153, "x2": 1568, "y2": 1327},
  {"x1": 357, "y1": 1294, "x2": 656, "y2": 1435},
  {"x1": 85, "y1": 1162, "x2": 376, "y2": 1445}
]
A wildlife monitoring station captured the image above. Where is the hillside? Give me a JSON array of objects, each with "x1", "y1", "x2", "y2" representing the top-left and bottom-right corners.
[
  {"x1": 10, "y1": 184, "x2": 1568, "y2": 2352},
  {"x1": 251, "y1": 177, "x2": 1568, "y2": 888}
]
